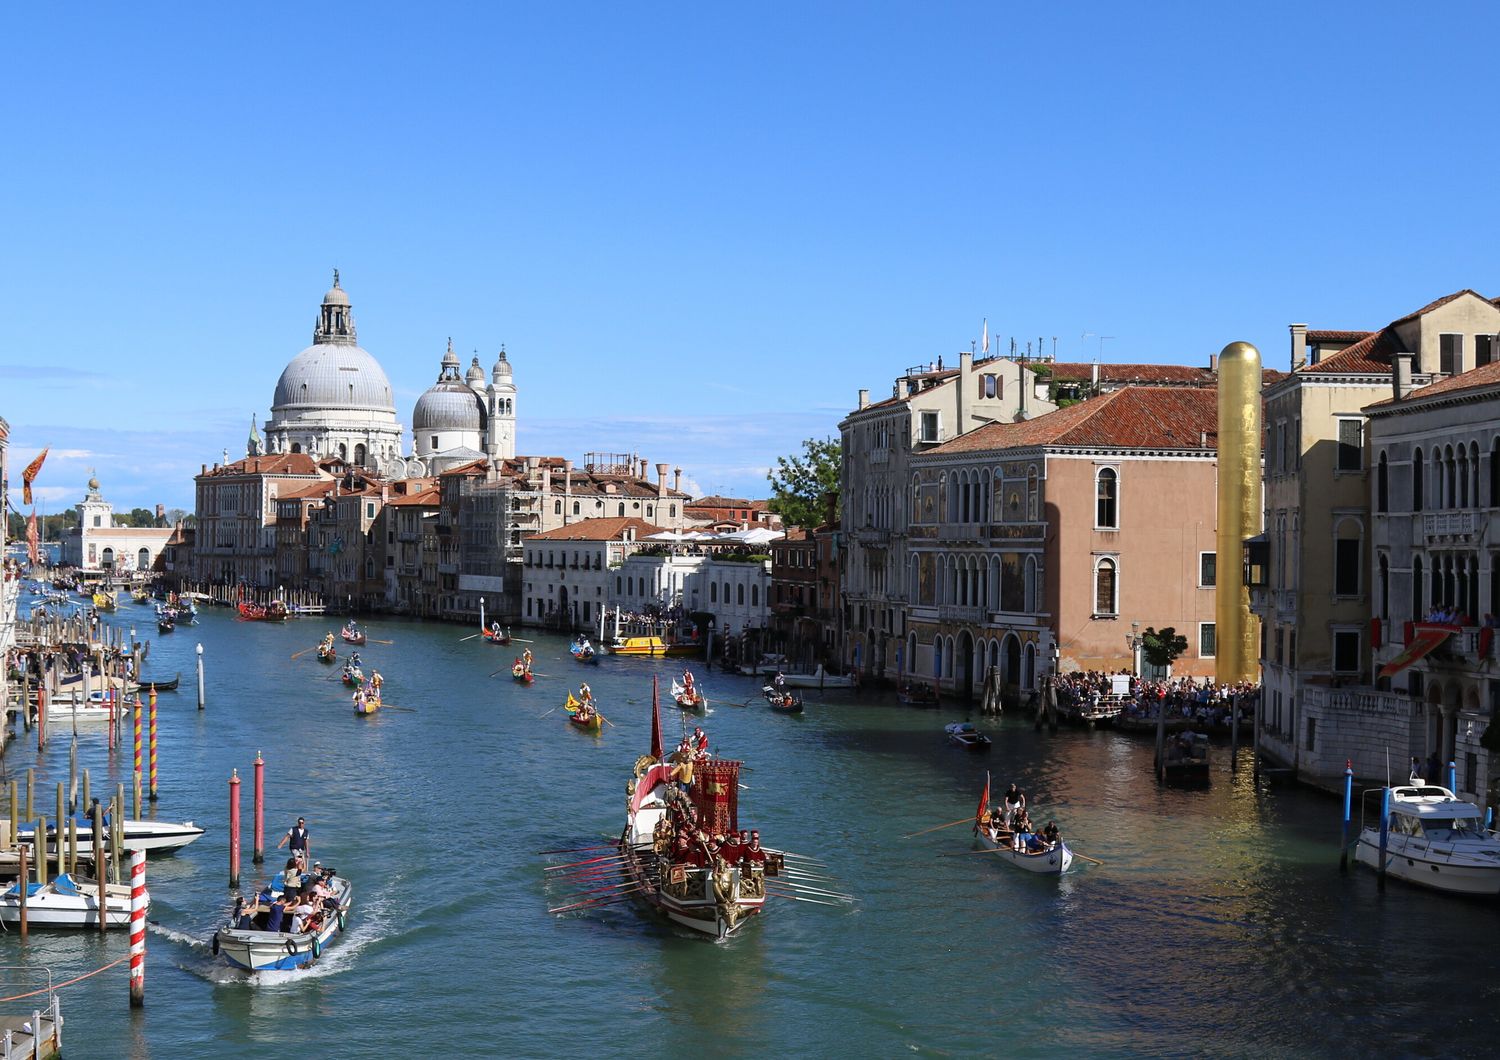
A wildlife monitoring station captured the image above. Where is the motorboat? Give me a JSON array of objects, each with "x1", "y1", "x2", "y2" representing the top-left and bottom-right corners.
[
  {"x1": 1354, "y1": 783, "x2": 1500, "y2": 896},
  {"x1": 1158, "y1": 731, "x2": 1211, "y2": 786},
  {"x1": 44, "y1": 692, "x2": 119, "y2": 723},
  {"x1": 776, "y1": 665, "x2": 857, "y2": 690},
  {"x1": 213, "y1": 873, "x2": 353, "y2": 972},
  {"x1": 0, "y1": 873, "x2": 139, "y2": 928},
  {"x1": 945, "y1": 722, "x2": 991, "y2": 751},
  {"x1": 16, "y1": 815, "x2": 205, "y2": 855}
]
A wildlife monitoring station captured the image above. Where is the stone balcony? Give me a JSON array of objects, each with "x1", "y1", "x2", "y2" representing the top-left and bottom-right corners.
[
  {"x1": 938, "y1": 604, "x2": 987, "y2": 624},
  {"x1": 855, "y1": 527, "x2": 891, "y2": 547},
  {"x1": 1302, "y1": 685, "x2": 1415, "y2": 717},
  {"x1": 1423, "y1": 510, "x2": 1480, "y2": 544}
]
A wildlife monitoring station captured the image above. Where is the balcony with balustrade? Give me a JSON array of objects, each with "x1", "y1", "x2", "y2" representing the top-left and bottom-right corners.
[{"x1": 1422, "y1": 510, "x2": 1480, "y2": 544}]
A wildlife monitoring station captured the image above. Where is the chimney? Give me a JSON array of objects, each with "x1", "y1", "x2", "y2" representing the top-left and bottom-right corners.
[
  {"x1": 674, "y1": 467, "x2": 682, "y2": 493},
  {"x1": 1289, "y1": 323, "x2": 1308, "y2": 370},
  {"x1": 1090, "y1": 362, "x2": 1100, "y2": 386},
  {"x1": 958, "y1": 350, "x2": 972, "y2": 431},
  {"x1": 896, "y1": 377, "x2": 910, "y2": 399},
  {"x1": 1393, "y1": 351, "x2": 1415, "y2": 401},
  {"x1": 563, "y1": 459, "x2": 573, "y2": 498},
  {"x1": 857, "y1": 389, "x2": 870, "y2": 409},
  {"x1": 656, "y1": 462, "x2": 669, "y2": 499}
]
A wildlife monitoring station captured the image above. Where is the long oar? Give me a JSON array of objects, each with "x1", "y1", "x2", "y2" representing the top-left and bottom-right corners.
[
  {"x1": 290, "y1": 645, "x2": 319, "y2": 660},
  {"x1": 900, "y1": 817, "x2": 979, "y2": 840},
  {"x1": 537, "y1": 843, "x2": 618, "y2": 856},
  {"x1": 379, "y1": 705, "x2": 418, "y2": 713},
  {"x1": 548, "y1": 891, "x2": 642, "y2": 915},
  {"x1": 938, "y1": 846, "x2": 1020, "y2": 858},
  {"x1": 459, "y1": 634, "x2": 479, "y2": 642},
  {"x1": 368, "y1": 638, "x2": 394, "y2": 645},
  {"x1": 510, "y1": 637, "x2": 535, "y2": 643},
  {"x1": 546, "y1": 853, "x2": 628, "y2": 872},
  {"x1": 596, "y1": 712, "x2": 615, "y2": 728},
  {"x1": 1071, "y1": 850, "x2": 1105, "y2": 867},
  {"x1": 771, "y1": 881, "x2": 856, "y2": 901},
  {"x1": 765, "y1": 891, "x2": 845, "y2": 908}
]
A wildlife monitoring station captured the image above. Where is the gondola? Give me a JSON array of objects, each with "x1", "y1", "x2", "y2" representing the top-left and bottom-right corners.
[
  {"x1": 341, "y1": 665, "x2": 364, "y2": 687},
  {"x1": 897, "y1": 683, "x2": 940, "y2": 708},
  {"x1": 484, "y1": 627, "x2": 512, "y2": 646},
  {"x1": 512, "y1": 661, "x2": 534, "y2": 683},
  {"x1": 341, "y1": 627, "x2": 368, "y2": 646},
  {"x1": 354, "y1": 688, "x2": 381, "y2": 715},
  {"x1": 157, "y1": 615, "x2": 175, "y2": 634},
  {"x1": 761, "y1": 686, "x2": 803, "y2": 713},
  {"x1": 133, "y1": 673, "x2": 180, "y2": 693}
]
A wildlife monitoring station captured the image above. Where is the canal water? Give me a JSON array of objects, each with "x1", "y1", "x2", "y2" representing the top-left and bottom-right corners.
[{"x1": 4, "y1": 596, "x2": 1500, "y2": 1058}]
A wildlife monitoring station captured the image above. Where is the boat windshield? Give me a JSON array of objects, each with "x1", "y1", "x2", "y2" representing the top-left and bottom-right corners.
[{"x1": 1421, "y1": 815, "x2": 1486, "y2": 840}]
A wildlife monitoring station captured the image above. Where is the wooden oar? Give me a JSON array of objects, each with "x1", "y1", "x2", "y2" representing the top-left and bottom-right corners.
[
  {"x1": 937, "y1": 846, "x2": 1015, "y2": 858},
  {"x1": 596, "y1": 712, "x2": 615, "y2": 728},
  {"x1": 290, "y1": 645, "x2": 319, "y2": 661},
  {"x1": 368, "y1": 638, "x2": 394, "y2": 645},
  {"x1": 1071, "y1": 850, "x2": 1105, "y2": 867},
  {"x1": 459, "y1": 634, "x2": 479, "y2": 642},
  {"x1": 510, "y1": 637, "x2": 535, "y2": 643},
  {"x1": 539, "y1": 704, "x2": 565, "y2": 718},
  {"x1": 379, "y1": 704, "x2": 418, "y2": 713},
  {"x1": 900, "y1": 816, "x2": 979, "y2": 840}
]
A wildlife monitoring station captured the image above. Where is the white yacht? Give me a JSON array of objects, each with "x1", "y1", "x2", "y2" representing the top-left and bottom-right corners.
[{"x1": 1354, "y1": 783, "x2": 1500, "y2": 895}]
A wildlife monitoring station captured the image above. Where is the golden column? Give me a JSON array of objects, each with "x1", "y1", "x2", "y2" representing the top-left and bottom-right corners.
[{"x1": 1216, "y1": 341, "x2": 1262, "y2": 684}]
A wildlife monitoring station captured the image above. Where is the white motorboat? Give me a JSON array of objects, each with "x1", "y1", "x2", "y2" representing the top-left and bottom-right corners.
[
  {"x1": 0, "y1": 873, "x2": 139, "y2": 928},
  {"x1": 213, "y1": 874, "x2": 353, "y2": 972},
  {"x1": 13, "y1": 815, "x2": 205, "y2": 855},
  {"x1": 777, "y1": 664, "x2": 857, "y2": 689},
  {"x1": 944, "y1": 722, "x2": 991, "y2": 751},
  {"x1": 974, "y1": 821, "x2": 1075, "y2": 874},
  {"x1": 43, "y1": 692, "x2": 118, "y2": 723},
  {"x1": 1354, "y1": 783, "x2": 1500, "y2": 895}
]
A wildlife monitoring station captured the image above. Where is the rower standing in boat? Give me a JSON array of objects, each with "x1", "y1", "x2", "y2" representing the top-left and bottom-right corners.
[{"x1": 1002, "y1": 783, "x2": 1026, "y2": 828}]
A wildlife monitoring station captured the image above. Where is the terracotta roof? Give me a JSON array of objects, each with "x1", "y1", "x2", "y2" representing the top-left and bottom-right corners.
[
  {"x1": 1046, "y1": 362, "x2": 1212, "y2": 385},
  {"x1": 525, "y1": 517, "x2": 666, "y2": 542},
  {"x1": 199, "y1": 454, "x2": 324, "y2": 478},
  {"x1": 1367, "y1": 360, "x2": 1500, "y2": 411},
  {"x1": 1300, "y1": 328, "x2": 1403, "y2": 375},
  {"x1": 688, "y1": 495, "x2": 753, "y2": 508},
  {"x1": 1306, "y1": 330, "x2": 1372, "y2": 344},
  {"x1": 385, "y1": 487, "x2": 441, "y2": 507},
  {"x1": 438, "y1": 458, "x2": 489, "y2": 478},
  {"x1": 276, "y1": 481, "x2": 334, "y2": 501},
  {"x1": 1390, "y1": 289, "x2": 1483, "y2": 327},
  {"x1": 926, "y1": 387, "x2": 1220, "y2": 453}
]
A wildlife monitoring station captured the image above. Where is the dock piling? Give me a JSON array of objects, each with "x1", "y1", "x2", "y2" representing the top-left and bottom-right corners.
[
  {"x1": 252, "y1": 751, "x2": 264, "y2": 865},
  {"x1": 17, "y1": 844, "x2": 27, "y2": 939},
  {"x1": 25, "y1": 769, "x2": 33, "y2": 822},
  {"x1": 228, "y1": 769, "x2": 241, "y2": 888},
  {"x1": 36, "y1": 816, "x2": 46, "y2": 886},
  {"x1": 68, "y1": 815, "x2": 77, "y2": 877},
  {"x1": 91, "y1": 800, "x2": 106, "y2": 935},
  {"x1": 1449, "y1": 759, "x2": 1458, "y2": 795},
  {"x1": 1340, "y1": 761, "x2": 1353, "y2": 873},
  {"x1": 148, "y1": 687, "x2": 159, "y2": 803},
  {"x1": 54, "y1": 784, "x2": 64, "y2": 881},
  {"x1": 112, "y1": 785, "x2": 125, "y2": 884},
  {"x1": 82, "y1": 769, "x2": 90, "y2": 825},
  {"x1": 132, "y1": 694, "x2": 143, "y2": 820},
  {"x1": 129, "y1": 846, "x2": 146, "y2": 1007},
  {"x1": 1377, "y1": 786, "x2": 1390, "y2": 890},
  {"x1": 196, "y1": 643, "x2": 205, "y2": 711}
]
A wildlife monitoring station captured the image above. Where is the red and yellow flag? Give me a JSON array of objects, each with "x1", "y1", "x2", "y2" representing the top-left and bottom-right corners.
[
  {"x1": 21, "y1": 447, "x2": 47, "y2": 505},
  {"x1": 975, "y1": 771, "x2": 990, "y2": 824},
  {"x1": 26, "y1": 508, "x2": 39, "y2": 566}
]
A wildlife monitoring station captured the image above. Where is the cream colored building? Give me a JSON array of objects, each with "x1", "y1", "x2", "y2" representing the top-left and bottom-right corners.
[
  {"x1": 839, "y1": 351, "x2": 1055, "y2": 677},
  {"x1": 1252, "y1": 290, "x2": 1500, "y2": 787},
  {"x1": 60, "y1": 474, "x2": 175, "y2": 573}
]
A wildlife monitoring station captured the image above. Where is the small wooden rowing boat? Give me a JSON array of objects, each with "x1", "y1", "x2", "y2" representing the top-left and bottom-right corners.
[
  {"x1": 354, "y1": 689, "x2": 380, "y2": 715},
  {"x1": 897, "y1": 683, "x2": 939, "y2": 708},
  {"x1": 512, "y1": 661, "x2": 534, "y2": 683},
  {"x1": 133, "y1": 672, "x2": 180, "y2": 693},
  {"x1": 974, "y1": 821, "x2": 1074, "y2": 874},
  {"x1": 341, "y1": 627, "x2": 367, "y2": 645},
  {"x1": 671, "y1": 679, "x2": 707, "y2": 712},
  {"x1": 157, "y1": 615, "x2": 175, "y2": 634},
  {"x1": 317, "y1": 643, "x2": 337, "y2": 663},
  {"x1": 341, "y1": 666, "x2": 364, "y2": 687},
  {"x1": 484, "y1": 627, "x2": 512, "y2": 646},
  {"x1": 945, "y1": 722, "x2": 991, "y2": 751}
]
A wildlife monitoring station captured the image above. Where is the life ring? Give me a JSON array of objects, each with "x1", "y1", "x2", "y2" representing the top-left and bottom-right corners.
[
  {"x1": 284, "y1": 938, "x2": 297, "y2": 957},
  {"x1": 312, "y1": 936, "x2": 322, "y2": 960},
  {"x1": 211, "y1": 934, "x2": 220, "y2": 955},
  {"x1": 336, "y1": 910, "x2": 346, "y2": 932}
]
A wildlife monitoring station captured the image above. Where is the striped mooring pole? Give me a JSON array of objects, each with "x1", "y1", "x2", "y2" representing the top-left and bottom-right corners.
[
  {"x1": 148, "y1": 687, "x2": 159, "y2": 803},
  {"x1": 129, "y1": 846, "x2": 146, "y2": 1007},
  {"x1": 133, "y1": 693, "x2": 144, "y2": 819}
]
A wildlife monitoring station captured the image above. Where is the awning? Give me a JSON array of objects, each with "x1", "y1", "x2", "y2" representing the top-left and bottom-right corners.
[{"x1": 1378, "y1": 628, "x2": 1451, "y2": 678}]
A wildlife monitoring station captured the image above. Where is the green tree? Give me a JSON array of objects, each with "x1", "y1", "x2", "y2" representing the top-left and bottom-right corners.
[
  {"x1": 1141, "y1": 626, "x2": 1188, "y2": 671},
  {"x1": 124, "y1": 507, "x2": 157, "y2": 527},
  {"x1": 766, "y1": 436, "x2": 841, "y2": 529}
]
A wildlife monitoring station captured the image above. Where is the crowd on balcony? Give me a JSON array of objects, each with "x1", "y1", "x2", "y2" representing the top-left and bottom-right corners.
[{"x1": 1056, "y1": 671, "x2": 1259, "y2": 726}]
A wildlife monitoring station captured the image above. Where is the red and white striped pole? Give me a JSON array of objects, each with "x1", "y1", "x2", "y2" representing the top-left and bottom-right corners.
[
  {"x1": 252, "y1": 752, "x2": 264, "y2": 865},
  {"x1": 36, "y1": 682, "x2": 45, "y2": 751},
  {"x1": 128, "y1": 847, "x2": 146, "y2": 1007},
  {"x1": 148, "y1": 687, "x2": 159, "y2": 803},
  {"x1": 228, "y1": 770, "x2": 241, "y2": 888}
]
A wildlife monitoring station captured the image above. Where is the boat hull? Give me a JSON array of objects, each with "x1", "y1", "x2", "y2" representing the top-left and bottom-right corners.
[
  {"x1": 21, "y1": 819, "x2": 204, "y2": 855},
  {"x1": 0, "y1": 877, "x2": 141, "y2": 927},
  {"x1": 976, "y1": 827, "x2": 1074, "y2": 875},
  {"x1": 1354, "y1": 833, "x2": 1500, "y2": 896},
  {"x1": 214, "y1": 878, "x2": 352, "y2": 971}
]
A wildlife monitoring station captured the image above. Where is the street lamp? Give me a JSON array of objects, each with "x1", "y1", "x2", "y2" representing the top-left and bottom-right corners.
[{"x1": 1126, "y1": 621, "x2": 1143, "y2": 676}]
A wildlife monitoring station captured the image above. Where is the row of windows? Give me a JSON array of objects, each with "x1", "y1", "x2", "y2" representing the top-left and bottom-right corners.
[{"x1": 1376, "y1": 440, "x2": 1500, "y2": 513}]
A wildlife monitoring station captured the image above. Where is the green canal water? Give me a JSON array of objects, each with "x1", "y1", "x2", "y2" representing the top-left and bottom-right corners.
[{"x1": 5, "y1": 595, "x2": 1500, "y2": 1058}]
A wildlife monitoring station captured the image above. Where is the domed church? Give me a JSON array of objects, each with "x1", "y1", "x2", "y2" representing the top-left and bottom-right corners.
[
  {"x1": 263, "y1": 272, "x2": 406, "y2": 473},
  {"x1": 409, "y1": 338, "x2": 517, "y2": 475}
]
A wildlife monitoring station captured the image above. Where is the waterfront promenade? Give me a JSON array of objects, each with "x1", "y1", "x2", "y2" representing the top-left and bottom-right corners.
[{"x1": 0, "y1": 591, "x2": 1491, "y2": 1057}]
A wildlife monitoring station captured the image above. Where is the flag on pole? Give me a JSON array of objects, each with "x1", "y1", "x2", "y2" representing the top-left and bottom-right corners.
[
  {"x1": 650, "y1": 675, "x2": 664, "y2": 762},
  {"x1": 975, "y1": 770, "x2": 990, "y2": 827},
  {"x1": 26, "y1": 508, "x2": 40, "y2": 565},
  {"x1": 981, "y1": 319, "x2": 989, "y2": 355},
  {"x1": 21, "y1": 447, "x2": 47, "y2": 505}
]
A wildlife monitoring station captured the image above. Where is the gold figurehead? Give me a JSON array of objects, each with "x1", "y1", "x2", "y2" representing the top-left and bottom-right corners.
[{"x1": 1215, "y1": 341, "x2": 1262, "y2": 685}]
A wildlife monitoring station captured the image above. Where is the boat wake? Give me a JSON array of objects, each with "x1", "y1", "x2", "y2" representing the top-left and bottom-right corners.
[{"x1": 147, "y1": 920, "x2": 208, "y2": 949}]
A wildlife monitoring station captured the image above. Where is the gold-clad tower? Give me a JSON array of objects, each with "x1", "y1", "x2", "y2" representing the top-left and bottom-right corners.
[{"x1": 1216, "y1": 341, "x2": 1263, "y2": 684}]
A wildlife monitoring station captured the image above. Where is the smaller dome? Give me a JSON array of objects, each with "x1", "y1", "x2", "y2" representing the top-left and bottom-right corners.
[
  {"x1": 466, "y1": 356, "x2": 485, "y2": 384},
  {"x1": 492, "y1": 346, "x2": 512, "y2": 381},
  {"x1": 323, "y1": 269, "x2": 350, "y2": 306},
  {"x1": 441, "y1": 338, "x2": 460, "y2": 369},
  {"x1": 413, "y1": 384, "x2": 484, "y2": 433}
]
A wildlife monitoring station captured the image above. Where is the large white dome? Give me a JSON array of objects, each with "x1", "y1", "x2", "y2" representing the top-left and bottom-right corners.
[{"x1": 272, "y1": 343, "x2": 396, "y2": 413}]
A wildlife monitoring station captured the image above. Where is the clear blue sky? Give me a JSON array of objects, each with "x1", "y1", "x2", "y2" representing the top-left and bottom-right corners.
[{"x1": 5, "y1": 2, "x2": 1499, "y2": 516}]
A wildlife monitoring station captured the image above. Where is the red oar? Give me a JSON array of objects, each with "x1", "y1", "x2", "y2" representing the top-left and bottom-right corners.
[
  {"x1": 544, "y1": 853, "x2": 626, "y2": 872},
  {"x1": 536, "y1": 842, "x2": 619, "y2": 856},
  {"x1": 548, "y1": 889, "x2": 645, "y2": 915}
]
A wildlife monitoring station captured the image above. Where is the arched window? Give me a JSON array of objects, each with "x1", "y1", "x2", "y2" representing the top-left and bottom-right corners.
[
  {"x1": 1378, "y1": 553, "x2": 1390, "y2": 620},
  {"x1": 1377, "y1": 452, "x2": 1388, "y2": 513},
  {"x1": 618, "y1": 503, "x2": 625, "y2": 517},
  {"x1": 627, "y1": 577, "x2": 634, "y2": 596},
  {"x1": 711, "y1": 582, "x2": 718, "y2": 603},
  {"x1": 101, "y1": 547, "x2": 115, "y2": 567},
  {"x1": 1094, "y1": 558, "x2": 1117, "y2": 615},
  {"x1": 751, "y1": 585, "x2": 758, "y2": 606},
  {"x1": 1024, "y1": 555, "x2": 1038, "y2": 613},
  {"x1": 554, "y1": 500, "x2": 562, "y2": 514},
  {"x1": 338, "y1": 443, "x2": 348, "y2": 462},
  {"x1": 572, "y1": 501, "x2": 580, "y2": 515},
  {"x1": 354, "y1": 443, "x2": 366, "y2": 466},
  {"x1": 1096, "y1": 468, "x2": 1118, "y2": 528},
  {"x1": 1413, "y1": 447, "x2": 1425, "y2": 511},
  {"x1": 933, "y1": 637, "x2": 943, "y2": 679},
  {"x1": 290, "y1": 443, "x2": 301, "y2": 454},
  {"x1": 737, "y1": 584, "x2": 745, "y2": 605},
  {"x1": 138, "y1": 547, "x2": 150, "y2": 569},
  {"x1": 616, "y1": 576, "x2": 622, "y2": 594}
]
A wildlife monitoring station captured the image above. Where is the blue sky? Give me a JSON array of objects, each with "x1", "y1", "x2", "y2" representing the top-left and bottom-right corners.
[{"x1": 5, "y1": 2, "x2": 1500, "y2": 515}]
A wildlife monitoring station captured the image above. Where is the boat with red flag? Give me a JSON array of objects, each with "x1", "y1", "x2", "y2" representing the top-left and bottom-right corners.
[{"x1": 484, "y1": 624, "x2": 512, "y2": 646}]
